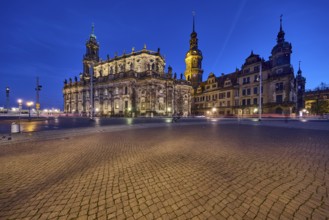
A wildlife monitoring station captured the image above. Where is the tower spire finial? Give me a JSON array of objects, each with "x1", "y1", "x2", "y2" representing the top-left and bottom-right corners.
[
  {"x1": 192, "y1": 11, "x2": 196, "y2": 32},
  {"x1": 280, "y1": 14, "x2": 283, "y2": 31},
  {"x1": 89, "y1": 22, "x2": 97, "y2": 39},
  {"x1": 297, "y1": 60, "x2": 302, "y2": 75}
]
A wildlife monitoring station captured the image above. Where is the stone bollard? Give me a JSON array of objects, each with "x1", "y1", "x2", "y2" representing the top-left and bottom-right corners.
[{"x1": 11, "y1": 122, "x2": 20, "y2": 134}]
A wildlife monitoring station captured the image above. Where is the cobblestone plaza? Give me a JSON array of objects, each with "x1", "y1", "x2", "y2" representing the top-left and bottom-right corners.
[{"x1": 1, "y1": 122, "x2": 329, "y2": 219}]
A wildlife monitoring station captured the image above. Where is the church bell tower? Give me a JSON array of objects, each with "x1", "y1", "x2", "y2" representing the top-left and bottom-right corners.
[
  {"x1": 184, "y1": 13, "x2": 203, "y2": 89},
  {"x1": 83, "y1": 23, "x2": 100, "y2": 77}
]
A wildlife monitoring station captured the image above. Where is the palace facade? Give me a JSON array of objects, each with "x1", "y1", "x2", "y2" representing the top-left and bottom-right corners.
[
  {"x1": 63, "y1": 26, "x2": 192, "y2": 117},
  {"x1": 186, "y1": 16, "x2": 306, "y2": 116}
]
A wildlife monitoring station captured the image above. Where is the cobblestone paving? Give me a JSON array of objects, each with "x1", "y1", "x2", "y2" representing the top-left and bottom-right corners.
[{"x1": 0, "y1": 123, "x2": 329, "y2": 219}]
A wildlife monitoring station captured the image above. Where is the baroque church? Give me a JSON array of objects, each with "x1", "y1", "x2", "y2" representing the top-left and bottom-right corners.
[
  {"x1": 63, "y1": 15, "x2": 306, "y2": 117},
  {"x1": 63, "y1": 25, "x2": 192, "y2": 117}
]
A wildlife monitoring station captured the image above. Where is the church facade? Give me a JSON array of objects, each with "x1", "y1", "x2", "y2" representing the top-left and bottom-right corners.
[
  {"x1": 186, "y1": 16, "x2": 306, "y2": 117},
  {"x1": 63, "y1": 26, "x2": 192, "y2": 117}
]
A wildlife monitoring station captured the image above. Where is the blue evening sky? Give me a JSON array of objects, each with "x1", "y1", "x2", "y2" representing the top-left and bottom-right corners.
[{"x1": 1, "y1": 0, "x2": 328, "y2": 109}]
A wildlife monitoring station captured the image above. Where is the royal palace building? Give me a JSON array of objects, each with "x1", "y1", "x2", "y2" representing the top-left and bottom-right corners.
[
  {"x1": 63, "y1": 25, "x2": 192, "y2": 117},
  {"x1": 188, "y1": 16, "x2": 306, "y2": 116}
]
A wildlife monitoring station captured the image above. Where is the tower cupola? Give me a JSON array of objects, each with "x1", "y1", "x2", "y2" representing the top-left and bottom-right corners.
[{"x1": 270, "y1": 15, "x2": 292, "y2": 72}]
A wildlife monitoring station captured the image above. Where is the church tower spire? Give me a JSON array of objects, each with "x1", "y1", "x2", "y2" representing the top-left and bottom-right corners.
[
  {"x1": 184, "y1": 12, "x2": 203, "y2": 89},
  {"x1": 83, "y1": 23, "x2": 100, "y2": 76}
]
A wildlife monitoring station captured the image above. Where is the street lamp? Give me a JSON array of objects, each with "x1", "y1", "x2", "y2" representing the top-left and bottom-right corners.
[
  {"x1": 253, "y1": 108, "x2": 258, "y2": 114},
  {"x1": 35, "y1": 77, "x2": 42, "y2": 117},
  {"x1": 18, "y1": 99, "x2": 22, "y2": 132},
  {"x1": 212, "y1": 107, "x2": 216, "y2": 116},
  {"x1": 26, "y1": 101, "x2": 34, "y2": 120},
  {"x1": 6, "y1": 87, "x2": 10, "y2": 111}
]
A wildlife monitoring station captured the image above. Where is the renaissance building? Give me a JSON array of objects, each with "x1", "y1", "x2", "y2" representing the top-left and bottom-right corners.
[
  {"x1": 63, "y1": 26, "x2": 192, "y2": 117},
  {"x1": 187, "y1": 16, "x2": 306, "y2": 116}
]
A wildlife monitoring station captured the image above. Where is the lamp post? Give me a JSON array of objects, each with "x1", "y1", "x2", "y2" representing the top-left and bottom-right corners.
[
  {"x1": 18, "y1": 99, "x2": 22, "y2": 132},
  {"x1": 6, "y1": 87, "x2": 10, "y2": 111},
  {"x1": 26, "y1": 101, "x2": 34, "y2": 121},
  {"x1": 258, "y1": 62, "x2": 262, "y2": 121},
  {"x1": 35, "y1": 77, "x2": 42, "y2": 117},
  {"x1": 89, "y1": 65, "x2": 94, "y2": 120}
]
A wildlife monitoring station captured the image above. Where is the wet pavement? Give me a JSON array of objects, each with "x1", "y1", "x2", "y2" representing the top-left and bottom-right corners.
[{"x1": 0, "y1": 117, "x2": 205, "y2": 134}]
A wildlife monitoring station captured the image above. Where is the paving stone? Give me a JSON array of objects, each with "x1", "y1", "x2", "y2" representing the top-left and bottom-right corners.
[{"x1": 0, "y1": 123, "x2": 328, "y2": 219}]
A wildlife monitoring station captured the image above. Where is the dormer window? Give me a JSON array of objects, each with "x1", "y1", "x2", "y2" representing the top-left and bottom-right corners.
[{"x1": 224, "y1": 80, "x2": 232, "y2": 87}]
